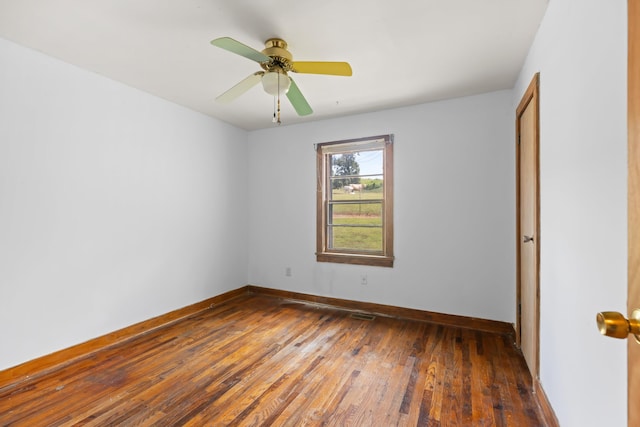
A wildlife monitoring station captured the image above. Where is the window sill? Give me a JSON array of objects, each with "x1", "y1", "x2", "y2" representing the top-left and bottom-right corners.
[{"x1": 316, "y1": 252, "x2": 394, "y2": 268}]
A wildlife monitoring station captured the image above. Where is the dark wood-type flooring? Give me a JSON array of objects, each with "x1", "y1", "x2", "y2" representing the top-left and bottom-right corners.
[{"x1": 0, "y1": 294, "x2": 545, "y2": 426}]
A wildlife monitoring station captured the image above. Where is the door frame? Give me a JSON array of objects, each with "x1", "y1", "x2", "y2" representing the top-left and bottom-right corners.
[
  {"x1": 628, "y1": 0, "x2": 639, "y2": 423},
  {"x1": 515, "y1": 73, "x2": 541, "y2": 379}
]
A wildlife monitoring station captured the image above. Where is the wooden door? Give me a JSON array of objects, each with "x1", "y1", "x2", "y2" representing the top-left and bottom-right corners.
[
  {"x1": 629, "y1": 0, "x2": 640, "y2": 423},
  {"x1": 516, "y1": 73, "x2": 540, "y2": 379}
]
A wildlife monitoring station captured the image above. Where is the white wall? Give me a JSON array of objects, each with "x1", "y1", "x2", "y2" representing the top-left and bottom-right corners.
[
  {"x1": 513, "y1": 1, "x2": 627, "y2": 425},
  {"x1": 0, "y1": 37, "x2": 249, "y2": 370},
  {"x1": 2, "y1": 4, "x2": 625, "y2": 422},
  {"x1": 248, "y1": 90, "x2": 515, "y2": 323}
]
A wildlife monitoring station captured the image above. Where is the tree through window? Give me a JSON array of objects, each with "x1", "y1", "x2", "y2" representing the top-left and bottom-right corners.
[{"x1": 316, "y1": 135, "x2": 394, "y2": 267}]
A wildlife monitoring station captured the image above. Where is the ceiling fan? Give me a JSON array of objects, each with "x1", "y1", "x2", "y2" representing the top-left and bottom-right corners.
[{"x1": 210, "y1": 37, "x2": 352, "y2": 123}]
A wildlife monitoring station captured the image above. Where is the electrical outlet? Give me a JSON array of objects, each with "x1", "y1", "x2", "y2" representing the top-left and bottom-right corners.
[
  {"x1": 285, "y1": 267, "x2": 292, "y2": 277},
  {"x1": 360, "y1": 274, "x2": 367, "y2": 286}
]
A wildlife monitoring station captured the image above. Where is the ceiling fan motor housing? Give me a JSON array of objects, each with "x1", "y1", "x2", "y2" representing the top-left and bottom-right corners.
[{"x1": 261, "y1": 38, "x2": 294, "y2": 72}]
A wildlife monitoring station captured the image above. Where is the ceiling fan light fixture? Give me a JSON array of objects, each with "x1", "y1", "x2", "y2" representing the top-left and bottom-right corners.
[{"x1": 262, "y1": 71, "x2": 291, "y2": 96}]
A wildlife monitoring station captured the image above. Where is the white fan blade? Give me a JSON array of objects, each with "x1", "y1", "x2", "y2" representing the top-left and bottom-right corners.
[{"x1": 216, "y1": 72, "x2": 264, "y2": 103}]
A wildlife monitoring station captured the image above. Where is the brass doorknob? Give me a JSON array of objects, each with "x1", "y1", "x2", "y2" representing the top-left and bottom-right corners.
[{"x1": 596, "y1": 309, "x2": 640, "y2": 342}]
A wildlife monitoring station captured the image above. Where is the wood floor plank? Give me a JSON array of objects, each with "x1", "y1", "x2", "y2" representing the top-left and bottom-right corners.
[
  {"x1": 0, "y1": 294, "x2": 546, "y2": 426},
  {"x1": 470, "y1": 332, "x2": 496, "y2": 426}
]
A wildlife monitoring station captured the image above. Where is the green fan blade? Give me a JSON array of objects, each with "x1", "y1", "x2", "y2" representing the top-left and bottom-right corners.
[
  {"x1": 216, "y1": 72, "x2": 263, "y2": 103},
  {"x1": 286, "y1": 78, "x2": 313, "y2": 116},
  {"x1": 210, "y1": 37, "x2": 271, "y2": 63}
]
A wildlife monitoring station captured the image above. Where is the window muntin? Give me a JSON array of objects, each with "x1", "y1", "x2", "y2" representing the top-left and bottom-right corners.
[{"x1": 316, "y1": 135, "x2": 394, "y2": 267}]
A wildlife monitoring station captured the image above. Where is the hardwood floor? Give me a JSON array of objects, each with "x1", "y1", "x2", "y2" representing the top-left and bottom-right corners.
[{"x1": 0, "y1": 294, "x2": 545, "y2": 426}]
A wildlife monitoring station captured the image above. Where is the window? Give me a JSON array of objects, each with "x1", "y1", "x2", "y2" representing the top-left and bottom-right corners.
[{"x1": 316, "y1": 135, "x2": 394, "y2": 267}]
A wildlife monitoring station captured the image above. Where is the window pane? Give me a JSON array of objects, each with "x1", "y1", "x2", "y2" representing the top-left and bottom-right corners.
[
  {"x1": 329, "y1": 150, "x2": 383, "y2": 199},
  {"x1": 330, "y1": 202, "x2": 382, "y2": 225},
  {"x1": 330, "y1": 175, "x2": 384, "y2": 200},
  {"x1": 330, "y1": 153, "x2": 361, "y2": 177},
  {"x1": 355, "y1": 150, "x2": 383, "y2": 175},
  {"x1": 330, "y1": 151, "x2": 382, "y2": 176},
  {"x1": 329, "y1": 225, "x2": 383, "y2": 252}
]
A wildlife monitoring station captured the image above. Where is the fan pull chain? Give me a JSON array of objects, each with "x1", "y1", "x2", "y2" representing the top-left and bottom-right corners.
[
  {"x1": 273, "y1": 96, "x2": 277, "y2": 123},
  {"x1": 272, "y1": 71, "x2": 281, "y2": 125},
  {"x1": 272, "y1": 96, "x2": 281, "y2": 124},
  {"x1": 276, "y1": 95, "x2": 281, "y2": 125}
]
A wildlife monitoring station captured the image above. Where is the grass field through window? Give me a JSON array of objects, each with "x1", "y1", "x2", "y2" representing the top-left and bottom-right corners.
[{"x1": 329, "y1": 186, "x2": 383, "y2": 251}]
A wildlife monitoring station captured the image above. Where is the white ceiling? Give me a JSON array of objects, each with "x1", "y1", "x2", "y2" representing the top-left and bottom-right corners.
[{"x1": 0, "y1": 0, "x2": 548, "y2": 131}]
